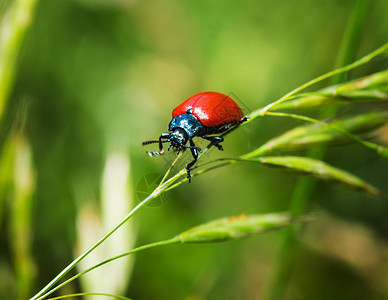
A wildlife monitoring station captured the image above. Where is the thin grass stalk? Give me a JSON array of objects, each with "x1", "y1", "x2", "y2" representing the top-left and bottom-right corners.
[
  {"x1": 245, "y1": 42, "x2": 388, "y2": 125},
  {"x1": 46, "y1": 292, "x2": 132, "y2": 300},
  {"x1": 37, "y1": 238, "x2": 180, "y2": 300},
  {"x1": 266, "y1": 1, "x2": 371, "y2": 299},
  {"x1": 31, "y1": 168, "x2": 186, "y2": 300},
  {"x1": 30, "y1": 191, "x2": 161, "y2": 300}
]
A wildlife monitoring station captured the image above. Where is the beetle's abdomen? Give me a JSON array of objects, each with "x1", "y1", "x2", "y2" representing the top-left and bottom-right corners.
[{"x1": 172, "y1": 92, "x2": 244, "y2": 127}]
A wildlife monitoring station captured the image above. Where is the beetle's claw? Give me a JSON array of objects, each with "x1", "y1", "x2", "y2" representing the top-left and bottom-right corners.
[
  {"x1": 215, "y1": 144, "x2": 223, "y2": 151},
  {"x1": 146, "y1": 150, "x2": 162, "y2": 157},
  {"x1": 186, "y1": 168, "x2": 192, "y2": 183},
  {"x1": 240, "y1": 116, "x2": 249, "y2": 123},
  {"x1": 195, "y1": 146, "x2": 203, "y2": 153}
]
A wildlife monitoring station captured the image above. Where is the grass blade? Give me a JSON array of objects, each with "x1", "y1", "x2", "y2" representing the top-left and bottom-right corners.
[
  {"x1": 255, "y1": 156, "x2": 381, "y2": 197},
  {"x1": 178, "y1": 212, "x2": 309, "y2": 243}
]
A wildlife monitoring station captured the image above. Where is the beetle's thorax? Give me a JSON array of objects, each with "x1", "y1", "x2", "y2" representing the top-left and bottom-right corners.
[{"x1": 168, "y1": 113, "x2": 204, "y2": 139}]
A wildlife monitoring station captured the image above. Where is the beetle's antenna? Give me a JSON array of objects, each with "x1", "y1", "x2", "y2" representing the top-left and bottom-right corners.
[{"x1": 142, "y1": 140, "x2": 169, "y2": 146}]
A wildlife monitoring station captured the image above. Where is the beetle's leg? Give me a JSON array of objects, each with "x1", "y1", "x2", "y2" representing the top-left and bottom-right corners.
[
  {"x1": 201, "y1": 117, "x2": 248, "y2": 151},
  {"x1": 219, "y1": 116, "x2": 249, "y2": 138},
  {"x1": 144, "y1": 132, "x2": 170, "y2": 156},
  {"x1": 201, "y1": 136, "x2": 224, "y2": 151},
  {"x1": 159, "y1": 132, "x2": 171, "y2": 153},
  {"x1": 186, "y1": 139, "x2": 199, "y2": 183},
  {"x1": 239, "y1": 116, "x2": 249, "y2": 124}
]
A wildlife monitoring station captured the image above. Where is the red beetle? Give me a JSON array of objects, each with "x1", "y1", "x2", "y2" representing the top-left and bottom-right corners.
[{"x1": 142, "y1": 91, "x2": 247, "y2": 182}]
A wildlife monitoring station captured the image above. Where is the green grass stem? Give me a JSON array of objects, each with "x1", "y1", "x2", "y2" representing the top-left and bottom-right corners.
[
  {"x1": 30, "y1": 189, "x2": 165, "y2": 300},
  {"x1": 47, "y1": 293, "x2": 133, "y2": 300},
  {"x1": 38, "y1": 238, "x2": 180, "y2": 300},
  {"x1": 246, "y1": 40, "x2": 387, "y2": 123},
  {"x1": 31, "y1": 161, "x2": 189, "y2": 300}
]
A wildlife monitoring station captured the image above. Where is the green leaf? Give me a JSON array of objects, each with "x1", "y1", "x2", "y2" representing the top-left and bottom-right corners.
[{"x1": 254, "y1": 156, "x2": 381, "y2": 197}]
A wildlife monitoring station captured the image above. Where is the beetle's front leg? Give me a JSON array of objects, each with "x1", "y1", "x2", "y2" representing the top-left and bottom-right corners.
[
  {"x1": 186, "y1": 139, "x2": 199, "y2": 183},
  {"x1": 146, "y1": 132, "x2": 170, "y2": 156}
]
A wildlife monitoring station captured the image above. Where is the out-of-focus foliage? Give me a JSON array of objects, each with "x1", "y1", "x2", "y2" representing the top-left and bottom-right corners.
[{"x1": 1, "y1": 0, "x2": 388, "y2": 299}]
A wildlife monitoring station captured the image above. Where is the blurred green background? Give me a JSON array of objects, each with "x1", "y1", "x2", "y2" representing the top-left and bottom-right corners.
[{"x1": 1, "y1": 0, "x2": 388, "y2": 299}]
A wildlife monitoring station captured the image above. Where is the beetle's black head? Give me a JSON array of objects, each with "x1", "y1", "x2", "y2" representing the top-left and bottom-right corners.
[
  {"x1": 142, "y1": 129, "x2": 188, "y2": 157},
  {"x1": 169, "y1": 128, "x2": 188, "y2": 153},
  {"x1": 142, "y1": 113, "x2": 204, "y2": 157}
]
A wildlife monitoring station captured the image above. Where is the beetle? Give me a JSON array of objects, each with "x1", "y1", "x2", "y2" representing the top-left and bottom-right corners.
[{"x1": 142, "y1": 91, "x2": 247, "y2": 182}]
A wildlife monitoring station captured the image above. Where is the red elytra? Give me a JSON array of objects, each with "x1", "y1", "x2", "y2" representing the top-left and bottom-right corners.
[{"x1": 172, "y1": 91, "x2": 244, "y2": 127}]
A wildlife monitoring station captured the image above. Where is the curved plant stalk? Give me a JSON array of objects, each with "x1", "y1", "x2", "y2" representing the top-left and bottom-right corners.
[
  {"x1": 30, "y1": 182, "x2": 170, "y2": 300},
  {"x1": 274, "y1": 70, "x2": 388, "y2": 110},
  {"x1": 159, "y1": 151, "x2": 183, "y2": 184},
  {"x1": 246, "y1": 42, "x2": 388, "y2": 123},
  {"x1": 46, "y1": 293, "x2": 133, "y2": 300},
  {"x1": 37, "y1": 239, "x2": 180, "y2": 300},
  {"x1": 31, "y1": 167, "x2": 189, "y2": 300}
]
